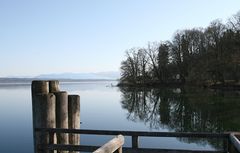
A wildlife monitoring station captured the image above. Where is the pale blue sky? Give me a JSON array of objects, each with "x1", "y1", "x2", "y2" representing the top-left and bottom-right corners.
[{"x1": 0, "y1": 0, "x2": 240, "y2": 77}]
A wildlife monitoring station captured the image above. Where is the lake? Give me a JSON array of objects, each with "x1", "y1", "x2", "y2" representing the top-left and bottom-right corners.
[{"x1": 0, "y1": 81, "x2": 240, "y2": 153}]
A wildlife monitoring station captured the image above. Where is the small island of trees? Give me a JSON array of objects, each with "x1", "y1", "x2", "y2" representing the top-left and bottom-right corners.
[{"x1": 119, "y1": 11, "x2": 240, "y2": 88}]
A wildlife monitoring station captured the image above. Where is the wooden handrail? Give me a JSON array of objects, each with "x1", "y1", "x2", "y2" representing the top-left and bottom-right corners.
[
  {"x1": 39, "y1": 144, "x2": 226, "y2": 153},
  {"x1": 229, "y1": 133, "x2": 240, "y2": 152},
  {"x1": 35, "y1": 128, "x2": 228, "y2": 138},
  {"x1": 93, "y1": 135, "x2": 124, "y2": 153}
]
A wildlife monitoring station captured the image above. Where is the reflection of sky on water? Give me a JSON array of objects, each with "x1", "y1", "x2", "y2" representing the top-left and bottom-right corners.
[
  {"x1": 0, "y1": 85, "x2": 33, "y2": 153},
  {"x1": 0, "y1": 81, "x2": 228, "y2": 152}
]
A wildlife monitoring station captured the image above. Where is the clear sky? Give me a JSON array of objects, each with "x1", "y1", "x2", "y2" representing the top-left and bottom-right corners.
[{"x1": 0, "y1": 0, "x2": 240, "y2": 77}]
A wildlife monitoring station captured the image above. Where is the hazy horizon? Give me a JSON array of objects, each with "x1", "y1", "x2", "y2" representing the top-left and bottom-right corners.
[{"x1": 0, "y1": 71, "x2": 120, "y2": 79}]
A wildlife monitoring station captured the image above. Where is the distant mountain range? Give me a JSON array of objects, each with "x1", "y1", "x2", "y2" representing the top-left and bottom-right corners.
[
  {"x1": 0, "y1": 71, "x2": 120, "y2": 84},
  {"x1": 1, "y1": 71, "x2": 120, "y2": 80},
  {"x1": 36, "y1": 71, "x2": 120, "y2": 80}
]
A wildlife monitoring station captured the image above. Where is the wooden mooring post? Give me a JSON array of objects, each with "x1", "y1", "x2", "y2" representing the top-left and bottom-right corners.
[
  {"x1": 68, "y1": 95, "x2": 80, "y2": 153},
  {"x1": 55, "y1": 91, "x2": 69, "y2": 153},
  {"x1": 32, "y1": 80, "x2": 80, "y2": 153}
]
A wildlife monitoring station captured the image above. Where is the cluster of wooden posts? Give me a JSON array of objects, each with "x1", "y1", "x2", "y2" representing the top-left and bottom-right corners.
[{"x1": 31, "y1": 80, "x2": 80, "y2": 153}]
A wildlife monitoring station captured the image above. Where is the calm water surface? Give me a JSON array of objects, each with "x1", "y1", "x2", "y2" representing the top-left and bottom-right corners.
[{"x1": 0, "y1": 81, "x2": 239, "y2": 153}]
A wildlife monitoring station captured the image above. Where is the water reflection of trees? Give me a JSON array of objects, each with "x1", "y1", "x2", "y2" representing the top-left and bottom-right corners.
[{"x1": 119, "y1": 87, "x2": 240, "y2": 149}]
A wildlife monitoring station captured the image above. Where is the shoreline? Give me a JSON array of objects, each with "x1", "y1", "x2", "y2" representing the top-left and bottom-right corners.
[{"x1": 117, "y1": 82, "x2": 240, "y2": 90}]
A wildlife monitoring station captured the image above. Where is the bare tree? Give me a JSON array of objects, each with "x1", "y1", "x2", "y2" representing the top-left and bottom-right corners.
[
  {"x1": 138, "y1": 48, "x2": 149, "y2": 83},
  {"x1": 158, "y1": 42, "x2": 170, "y2": 82},
  {"x1": 144, "y1": 42, "x2": 162, "y2": 81},
  {"x1": 228, "y1": 11, "x2": 240, "y2": 32}
]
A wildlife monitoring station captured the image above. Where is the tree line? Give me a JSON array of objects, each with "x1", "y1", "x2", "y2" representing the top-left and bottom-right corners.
[{"x1": 119, "y1": 11, "x2": 240, "y2": 87}]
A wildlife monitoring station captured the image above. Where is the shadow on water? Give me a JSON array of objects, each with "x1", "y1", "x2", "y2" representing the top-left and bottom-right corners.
[{"x1": 119, "y1": 86, "x2": 240, "y2": 150}]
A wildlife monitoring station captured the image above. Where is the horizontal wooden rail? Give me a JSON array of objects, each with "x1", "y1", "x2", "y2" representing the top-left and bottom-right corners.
[
  {"x1": 38, "y1": 144, "x2": 99, "y2": 152},
  {"x1": 39, "y1": 144, "x2": 226, "y2": 153},
  {"x1": 93, "y1": 135, "x2": 124, "y2": 153},
  {"x1": 35, "y1": 128, "x2": 228, "y2": 138}
]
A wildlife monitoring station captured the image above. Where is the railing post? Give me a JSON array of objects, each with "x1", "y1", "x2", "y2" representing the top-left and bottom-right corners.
[
  {"x1": 223, "y1": 138, "x2": 228, "y2": 153},
  {"x1": 132, "y1": 136, "x2": 139, "y2": 149}
]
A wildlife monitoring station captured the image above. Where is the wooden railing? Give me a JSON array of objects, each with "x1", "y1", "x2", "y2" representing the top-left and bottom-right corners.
[
  {"x1": 34, "y1": 128, "x2": 240, "y2": 153},
  {"x1": 229, "y1": 133, "x2": 240, "y2": 153},
  {"x1": 93, "y1": 135, "x2": 124, "y2": 153}
]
